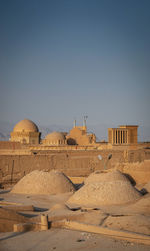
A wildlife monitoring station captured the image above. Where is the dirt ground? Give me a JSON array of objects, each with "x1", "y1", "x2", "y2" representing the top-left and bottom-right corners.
[{"x1": 0, "y1": 228, "x2": 149, "y2": 251}]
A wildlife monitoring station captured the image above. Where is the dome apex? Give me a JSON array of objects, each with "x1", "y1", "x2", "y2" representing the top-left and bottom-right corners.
[
  {"x1": 13, "y1": 119, "x2": 39, "y2": 133},
  {"x1": 45, "y1": 131, "x2": 65, "y2": 141}
]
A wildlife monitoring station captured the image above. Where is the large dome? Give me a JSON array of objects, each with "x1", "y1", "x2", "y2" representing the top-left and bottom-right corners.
[
  {"x1": 13, "y1": 119, "x2": 39, "y2": 133},
  {"x1": 45, "y1": 131, "x2": 65, "y2": 141},
  {"x1": 11, "y1": 170, "x2": 75, "y2": 194}
]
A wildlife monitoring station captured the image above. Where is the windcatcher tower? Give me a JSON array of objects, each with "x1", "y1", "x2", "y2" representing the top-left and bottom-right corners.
[{"x1": 108, "y1": 125, "x2": 138, "y2": 145}]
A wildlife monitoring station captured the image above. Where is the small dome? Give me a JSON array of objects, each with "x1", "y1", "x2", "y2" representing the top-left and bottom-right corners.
[
  {"x1": 45, "y1": 131, "x2": 65, "y2": 141},
  {"x1": 13, "y1": 119, "x2": 39, "y2": 132}
]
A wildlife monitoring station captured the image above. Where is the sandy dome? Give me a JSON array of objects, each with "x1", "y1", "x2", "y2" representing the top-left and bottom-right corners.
[
  {"x1": 11, "y1": 170, "x2": 75, "y2": 195},
  {"x1": 45, "y1": 132, "x2": 65, "y2": 141},
  {"x1": 85, "y1": 169, "x2": 130, "y2": 185},
  {"x1": 13, "y1": 119, "x2": 39, "y2": 132},
  {"x1": 67, "y1": 180, "x2": 142, "y2": 207}
]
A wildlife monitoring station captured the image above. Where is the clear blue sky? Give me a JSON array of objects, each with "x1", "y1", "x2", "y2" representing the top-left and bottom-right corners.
[{"x1": 0, "y1": 0, "x2": 150, "y2": 128}]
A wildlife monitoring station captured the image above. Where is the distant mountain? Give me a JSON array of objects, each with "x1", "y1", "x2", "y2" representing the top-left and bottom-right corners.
[
  {"x1": 88, "y1": 124, "x2": 114, "y2": 141},
  {"x1": 0, "y1": 132, "x2": 6, "y2": 139},
  {"x1": 38, "y1": 124, "x2": 71, "y2": 139},
  {"x1": 0, "y1": 121, "x2": 149, "y2": 142},
  {"x1": 138, "y1": 125, "x2": 150, "y2": 142},
  {"x1": 0, "y1": 121, "x2": 72, "y2": 141},
  {"x1": 0, "y1": 121, "x2": 14, "y2": 141}
]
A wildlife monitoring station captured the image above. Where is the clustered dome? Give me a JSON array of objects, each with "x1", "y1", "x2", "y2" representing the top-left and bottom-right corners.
[
  {"x1": 45, "y1": 132, "x2": 65, "y2": 141},
  {"x1": 12, "y1": 119, "x2": 66, "y2": 142}
]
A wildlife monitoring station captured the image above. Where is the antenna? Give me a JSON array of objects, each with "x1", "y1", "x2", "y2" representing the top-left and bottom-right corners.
[
  {"x1": 73, "y1": 118, "x2": 76, "y2": 128},
  {"x1": 83, "y1": 115, "x2": 88, "y2": 127}
]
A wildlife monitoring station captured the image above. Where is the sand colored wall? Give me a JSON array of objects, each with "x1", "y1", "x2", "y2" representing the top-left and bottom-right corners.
[
  {"x1": 0, "y1": 148, "x2": 150, "y2": 186},
  {"x1": 42, "y1": 138, "x2": 66, "y2": 146},
  {"x1": 66, "y1": 126, "x2": 96, "y2": 145},
  {"x1": 1, "y1": 139, "x2": 149, "y2": 153},
  {"x1": 0, "y1": 150, "x2": 122, "y2": 185},
  {"x1": 0, "y1": 142, "x2": 25, "y2": 150},
  {"x1": 10, "y1": 131, "x2": 40, "y2": 144},
  {"x1": 108, "y1": 126, "x2": 138, "y2": 145},
  {"x1": 116, "y1": 160, "x2": 150, "y2": 184}
]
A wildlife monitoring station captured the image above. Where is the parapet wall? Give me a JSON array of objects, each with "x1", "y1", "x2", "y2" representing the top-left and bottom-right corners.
[
  {"x1": 0, "y1": 148, "x2": 150, "y2": 186},
  {"x1": 0, "y1": 141, "x2": 26, "y2": 150}
]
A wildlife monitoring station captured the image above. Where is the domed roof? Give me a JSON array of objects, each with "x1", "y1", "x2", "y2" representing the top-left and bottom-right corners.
[
  {"x1": 45, "y1": 131, "x2": 65, "y2": 141},
  {"x1": 13, "y1": 119, "x2": 39, "y2": 132},
  {"x1": 11, "y1": 170, "x2": 75, "y2": 194}
]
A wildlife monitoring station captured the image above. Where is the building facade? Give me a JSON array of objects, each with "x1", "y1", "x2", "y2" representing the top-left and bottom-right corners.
[
  {"x1": 108, "y1": 125, "x2": 138, "y2": 145},
  {"x1": 42, "y1": 131, "x2": 66, "y2": 146},
  {"x1": 10, "y1": 119, "x2": 41, "y2": 144},
  {"x1": 66, "y1": 123, "x2": 96, "y2": 146}
]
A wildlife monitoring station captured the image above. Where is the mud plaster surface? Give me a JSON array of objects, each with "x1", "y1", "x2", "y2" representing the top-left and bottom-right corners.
[
  {"x1": 0, "y1": 228, "x2": 149, "y2": 251},
  {"x1": 1, "y1": 165, "x2": 150, "y2": 251},
  {"x1": 0, "y1": 186, "x2": 150, "y2": 250}
]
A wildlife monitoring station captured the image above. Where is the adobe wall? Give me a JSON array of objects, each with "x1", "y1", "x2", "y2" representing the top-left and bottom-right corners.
[
  {"x1": 123, "y1": 160, "x2": 150, "y2": 184},
  {"x1": 0, "y1": 148, "x2": 150, "y2": 186},
  {"x1": 0, "y1": 141, "x2": 26, "y2": 150}
]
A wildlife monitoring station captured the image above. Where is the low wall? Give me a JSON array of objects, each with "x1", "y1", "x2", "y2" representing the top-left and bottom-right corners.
[
  {"x1": 0, "y1": 141, "x2": 26, "y2": 150},
  {"x1": 122, "y1": 160, "x2": 150, "y2": 184},
  {"x1": 0, "y1": 149, "x2": 150, "y2": 186}
]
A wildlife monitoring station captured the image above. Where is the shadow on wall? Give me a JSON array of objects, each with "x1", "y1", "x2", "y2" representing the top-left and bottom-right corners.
[{"x1": 67, "y1": 138, "x2": 77, "y2": 145}]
